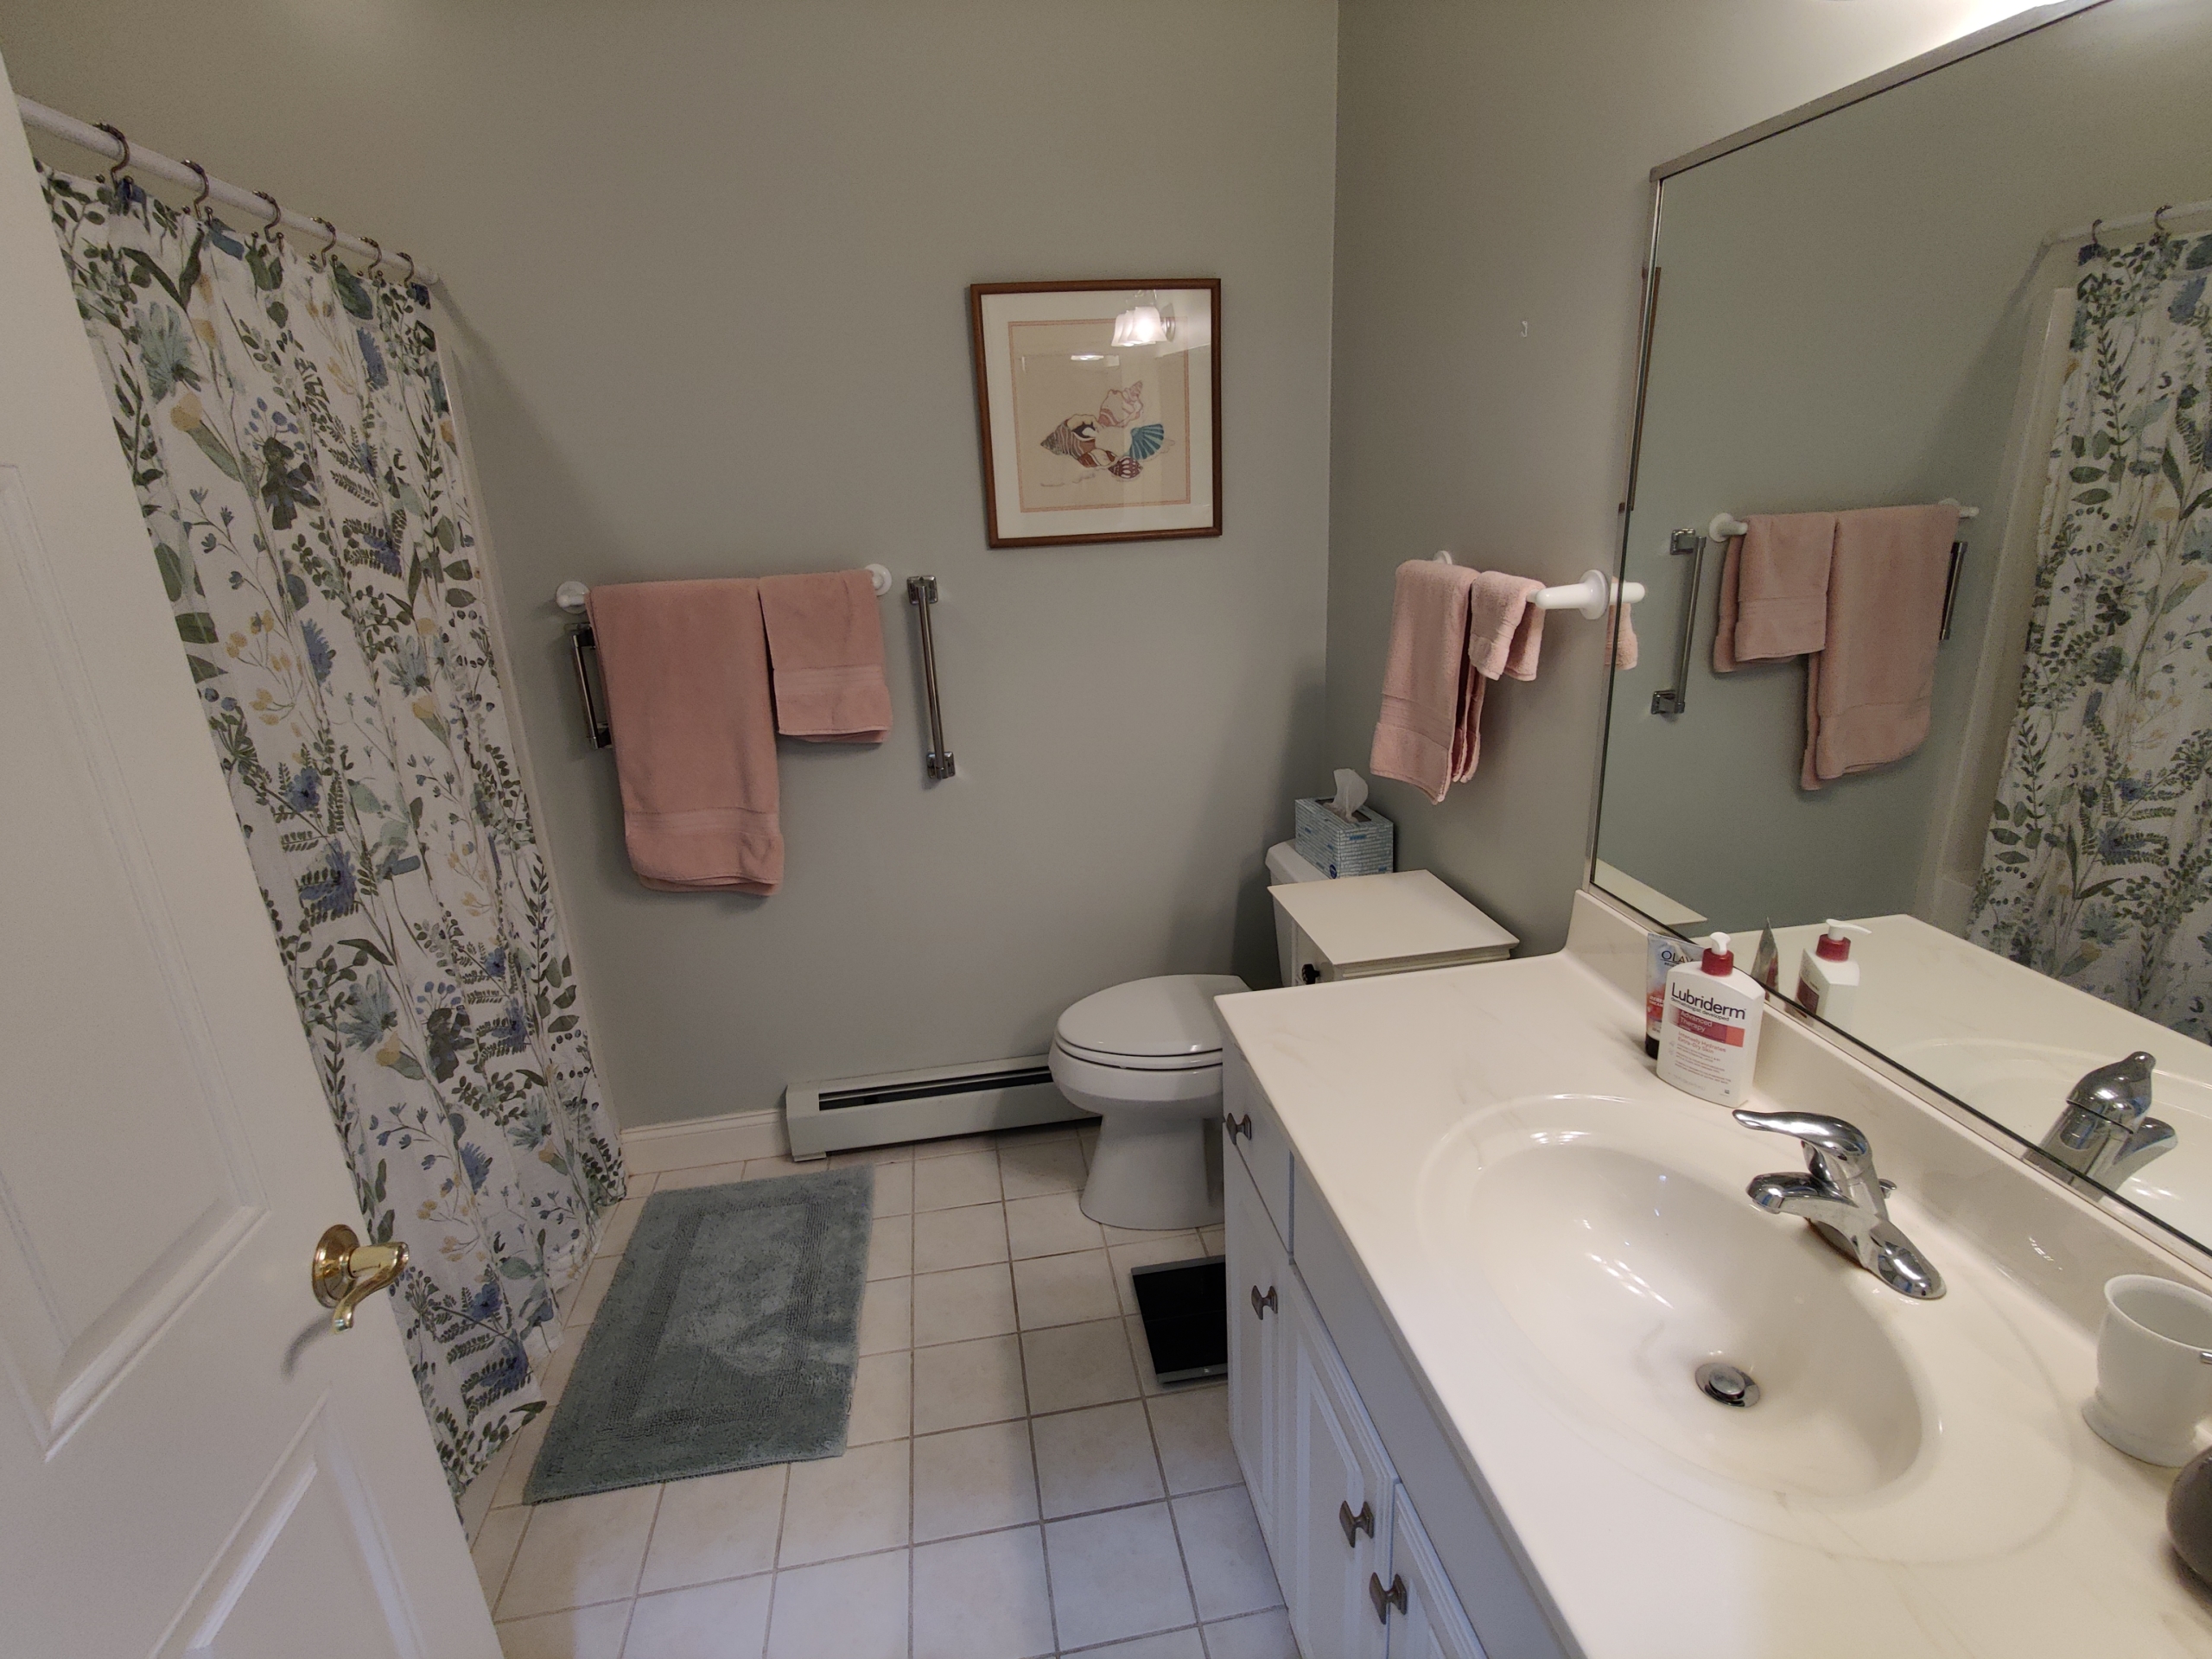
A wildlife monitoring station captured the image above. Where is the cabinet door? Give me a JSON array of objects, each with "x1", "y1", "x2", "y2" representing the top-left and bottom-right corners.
[
  {"x1": 1224, "y1": 1141, "x2": 1288, "y2": 1543},
  {"x1": 1388, "y1": 1482, "x2": 1489, "y2": 1659},
  {"x1": 1286, "y1": 1281, "x2": 1393, "y2": 1659}
]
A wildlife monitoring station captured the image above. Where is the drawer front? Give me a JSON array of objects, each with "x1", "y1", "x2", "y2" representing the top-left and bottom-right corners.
[{"x1": 1221, "y1": 1037, "x2": 1293, "y2": 1249}]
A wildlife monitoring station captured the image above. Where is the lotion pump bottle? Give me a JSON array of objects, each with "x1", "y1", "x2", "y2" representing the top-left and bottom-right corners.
[
  {"x1": 1656, "y1": 931, "x2": 1764, "y2": 1107},
  {"x1": 1795, "y1": 920, "x2": 1871, "y2": 1026}
]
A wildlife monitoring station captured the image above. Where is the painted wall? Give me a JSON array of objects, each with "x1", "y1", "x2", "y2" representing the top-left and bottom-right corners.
[
  {"x1": 2, "y1": 0, "x2": 1339, "y2": 1128},
  {"x1": 1325, "y1": 0, "x2": 2034, "y2": 957},
  {"x1": 1593, "y1": 0, "x2": 2212, "y2": 939}
]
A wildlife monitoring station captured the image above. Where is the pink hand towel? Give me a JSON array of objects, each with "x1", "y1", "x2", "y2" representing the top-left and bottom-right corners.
[
  {"x1": 588, "y1": 579, "x2": 783, "y2": 893},
  {"x1": 1370, "y1": 559, "x2": 1478, "y2": 804},
  {"x1": 1802, "y1": 504, "x2": 1961, "y2": 790},
  {"x1": 758, "y1": 569, "x2": 893, "y2": 743},
  {"x1": 1459, "y1": 571, "x2": 1545, "y2": 779},
  {"x1": 1713, "y1": 512, "x2": 1838, "y2": 672}
]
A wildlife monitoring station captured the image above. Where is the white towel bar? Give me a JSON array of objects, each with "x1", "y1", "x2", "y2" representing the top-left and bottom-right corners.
[{"x1": 1427, "y1": 552, "x2": 1644, "y2": 620}]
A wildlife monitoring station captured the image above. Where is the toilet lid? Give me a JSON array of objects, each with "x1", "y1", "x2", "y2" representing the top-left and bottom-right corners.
[{"x1": 1055, "y1": 974, "x2": 1248, "y2": 1067}]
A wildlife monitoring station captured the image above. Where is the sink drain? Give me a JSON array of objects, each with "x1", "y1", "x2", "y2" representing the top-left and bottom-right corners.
[{"x1": 1695, "y1": 1361, "x2": 1760, "y2": 1408}]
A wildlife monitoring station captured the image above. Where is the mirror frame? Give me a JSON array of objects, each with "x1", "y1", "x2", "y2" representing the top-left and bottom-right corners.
[{"x1": 1580, "y1": 0, "x2": 2212, "y2": 1274}]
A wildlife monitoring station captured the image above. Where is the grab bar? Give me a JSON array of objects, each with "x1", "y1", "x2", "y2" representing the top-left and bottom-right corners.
[
  {"x1": 1649, "y1": 527, "x2": 1704, "y2": 717},
  {"x1": 907, "y1": 575, "x2": 955, "y2": 780},
  {"x1": 569, "y1": 626, "x2": 612, "y2": 748}
]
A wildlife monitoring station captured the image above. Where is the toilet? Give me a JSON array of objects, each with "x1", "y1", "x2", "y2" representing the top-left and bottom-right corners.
[{"x1": 1050, "y1": 973, "x2": 1248, "y2": 1230}]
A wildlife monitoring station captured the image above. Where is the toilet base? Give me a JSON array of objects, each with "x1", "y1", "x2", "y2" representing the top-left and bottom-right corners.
[{"x1": 1080, "y1": 1112, "x2": 1224, "y2": 1230}]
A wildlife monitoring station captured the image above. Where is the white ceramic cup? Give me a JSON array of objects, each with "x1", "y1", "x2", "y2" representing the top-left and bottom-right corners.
[{"x1": 2083, "y1": 1274, "x2": 2212, "y2": 1465}]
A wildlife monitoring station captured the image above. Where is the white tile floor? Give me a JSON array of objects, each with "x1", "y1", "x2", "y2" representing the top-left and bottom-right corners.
[{"x1": 462, "y1": 1123, "x2": 1293, "y2": 1659}]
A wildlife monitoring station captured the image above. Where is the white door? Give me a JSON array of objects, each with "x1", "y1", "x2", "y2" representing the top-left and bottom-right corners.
[
  {"x1": 1224, "y1": 1134, "x2": 1287, "y2": 1546},
  {"x1": 0, "y1": 60, "x2": 499, "y2": 1659},
  {"x1": 1286, "y1": 1283, "x2": 1391, "y2": 1659},
  {"x1": 1387, "y1": 1484, "x2": 1489, "y2": 1659}
]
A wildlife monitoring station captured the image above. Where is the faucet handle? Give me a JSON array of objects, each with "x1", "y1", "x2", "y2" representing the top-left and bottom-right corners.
[
  {"x1": 2069, "y1": 1051, "x2": 2156, "y2": 1127},
  {"x1": 1731, "y1": 1109, "x2": 1871, "y2": 1161}
]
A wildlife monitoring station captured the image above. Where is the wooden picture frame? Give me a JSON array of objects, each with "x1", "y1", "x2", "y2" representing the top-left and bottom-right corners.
[{"x1": 968, "y1": 279, "x2": 1222, "y2": 547}]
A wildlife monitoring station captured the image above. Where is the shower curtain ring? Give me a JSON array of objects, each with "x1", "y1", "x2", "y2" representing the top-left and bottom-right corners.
[
  {"x1": 93, "y1": 122, "x2": 130, "y2": 187},
  {"x1": 361, "y1": 236, "x2": 383, "y2": 276},
  {"x1": 313, "y1": 216, "x2": 340, "y2": 257},
  {"x1": 2155, "y1": 205, "x2": 2174, "y2": 239},
  {"x1": 181, "y1": 159, "x2": 211, "y2": 210},
  {"x1": 398, "y1": 251, "x2": 417, "y2": 286},
  {"x1": 254, "y1": 190, "x2": 284, "y2": 238}
]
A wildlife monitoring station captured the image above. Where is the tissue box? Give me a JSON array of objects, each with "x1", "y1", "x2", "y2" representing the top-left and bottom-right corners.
[{"x1": 1294, "y1": 797, "x2": 1395, "y2": 879}]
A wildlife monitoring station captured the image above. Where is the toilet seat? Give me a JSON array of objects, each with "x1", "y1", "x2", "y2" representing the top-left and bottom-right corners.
[{"x1": 1052, "y1": 974, "x2": 1244, "y2": 1071}]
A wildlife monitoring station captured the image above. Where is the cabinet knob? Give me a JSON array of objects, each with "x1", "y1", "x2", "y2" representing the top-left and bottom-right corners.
[
  {"x1": 1249, "y1": 1284, "x2": 1277, "y2": 1319},
  {"x1": 1369, "y1": 1571, "x2": 1408, "y2": 1624},
  {"x1": 1224, "y1": 1112, "x2": 1253, "y2": 1143},
  {"x1": 1338, "y1": 1498, "x2": 1375, "y2": 1548},
  {"x1": 1300, "y1": 963, "x2": 1321, "y2": 984}
]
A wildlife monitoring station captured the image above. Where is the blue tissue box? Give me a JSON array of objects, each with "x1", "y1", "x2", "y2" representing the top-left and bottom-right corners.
[{"x1": 1294, "y1": 797, "x2": 1395, "y2": 879}]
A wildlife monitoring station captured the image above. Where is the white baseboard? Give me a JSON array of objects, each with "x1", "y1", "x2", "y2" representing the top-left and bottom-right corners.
[{"x1": 620, "y1": 1108, "x2": 789, "y2": 1174}]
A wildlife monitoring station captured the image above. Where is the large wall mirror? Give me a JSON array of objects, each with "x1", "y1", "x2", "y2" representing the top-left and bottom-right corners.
[{"x1": 1594, "y1": 0, "x2": 2212, "y2": 1253}]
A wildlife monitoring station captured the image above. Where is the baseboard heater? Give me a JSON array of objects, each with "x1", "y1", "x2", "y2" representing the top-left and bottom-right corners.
[{"x1": 784, "y1": 1053, "x2": 1092, "y2": 1160}]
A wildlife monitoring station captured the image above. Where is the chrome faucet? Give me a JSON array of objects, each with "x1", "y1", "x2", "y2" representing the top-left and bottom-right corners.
[
  {"x1": 1732, "y1": 1109, "x2": 1945, "y2": 1300},
  {"x1": 2039, "y1": 1051, "x2": 2171, "y2": 1185}
]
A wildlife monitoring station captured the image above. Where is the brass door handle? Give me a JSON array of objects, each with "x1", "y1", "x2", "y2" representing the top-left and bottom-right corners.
[{"x1": 311, "y1": 1224, "x2": 409, "y2": 1332}]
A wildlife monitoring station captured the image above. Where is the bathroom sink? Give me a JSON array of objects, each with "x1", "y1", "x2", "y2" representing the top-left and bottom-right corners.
[
  {"x1": 1416, "y1": 1094, "x2": 2070, "y2": 1558},
  {"x1": 1891, "y1": 1036, "x2": 2212, "y2": 1239}
]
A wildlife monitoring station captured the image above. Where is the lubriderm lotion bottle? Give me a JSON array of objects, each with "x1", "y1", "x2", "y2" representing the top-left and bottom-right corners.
[{"x1": 1655, "y1": 931, "x2": 1764, "y2": 1106}]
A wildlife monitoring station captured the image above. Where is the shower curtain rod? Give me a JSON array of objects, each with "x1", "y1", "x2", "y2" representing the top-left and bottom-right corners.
[
  {"x1": 14, "y1": 95, "x2": 436, "y2": 286},
  {"x1": 2044, "y1": 193, "x2": 2212, "y2": 253}
]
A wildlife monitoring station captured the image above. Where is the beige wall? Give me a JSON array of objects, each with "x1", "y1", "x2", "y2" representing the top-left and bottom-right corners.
[
  {"x1": 1325, "y1": 0, "x2": 2024, "y2": 956},
  {"x1": 2, "y1": 0, "x2": 1339, "y2": 1127}
]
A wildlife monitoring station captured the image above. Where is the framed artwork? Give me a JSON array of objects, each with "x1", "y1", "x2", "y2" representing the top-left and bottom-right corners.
[{"x1": 969, "y1": 279, "x2": 1221, "y2": 547}]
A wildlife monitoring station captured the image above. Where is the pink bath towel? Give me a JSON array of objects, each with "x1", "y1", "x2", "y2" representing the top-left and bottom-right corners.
[
  {"x1": 1713, "y1": 512, "x2": 1838, "y2": 672},
  {"x1": 588, "y1": 579, "x2": 783, "y2": 893},
  {"x1": 1802, "y1": 504, "x2": 1960, "y2": 790},
  {"x1": 1370, "y1": 559, "x2": 1478, "y2": 803},
  {"x1": 758, "y1": 569, "x2": 893, "y2": 743}
]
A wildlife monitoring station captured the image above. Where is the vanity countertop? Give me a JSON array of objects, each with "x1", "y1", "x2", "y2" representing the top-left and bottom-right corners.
[{"x1": 1214, "y1": 945, "x2": 2212, "y2": 1658}]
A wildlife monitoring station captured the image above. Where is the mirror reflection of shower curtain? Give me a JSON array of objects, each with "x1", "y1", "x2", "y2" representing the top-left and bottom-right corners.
[{"x1": 1969, "y1": 232, "x2": 2212, "y2": 1040}]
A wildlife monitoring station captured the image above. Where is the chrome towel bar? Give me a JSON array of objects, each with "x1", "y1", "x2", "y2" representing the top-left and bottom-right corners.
[{"x1": 908, "y1": 575, "x2": 954, "y2": 781}]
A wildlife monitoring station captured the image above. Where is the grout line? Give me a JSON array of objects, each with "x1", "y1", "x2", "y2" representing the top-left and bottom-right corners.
[
  {"x1": 1144, "y1": 1307, "x2": 1210, "y2": 1643},
  {"x1": 998, "y1": 1132, "x2": 1062, "y2": 1659}
]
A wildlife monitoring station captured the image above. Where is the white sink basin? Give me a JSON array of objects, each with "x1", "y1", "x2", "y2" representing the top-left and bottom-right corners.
[
  {"x1": 1416, "y1": 1094, "x2": 2072, "y2": 1560},
  {"x1": 1891, "y1": 1036, "x2": 2212, "y2": 1240}
]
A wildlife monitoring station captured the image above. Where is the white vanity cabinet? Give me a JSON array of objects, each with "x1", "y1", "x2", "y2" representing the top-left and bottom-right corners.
[
  {"x1": 1387, "y1": 1483, "x2": 1490, "y2": 1659},
  {"x1": 1224, "y1": 1122, "x2": 1289, "y2": 1543},
  {"x1": 1224, "y1": 1116, "x2": 1497, "y2": 1659},
  {"x1": 1284, "y1": 1273, "x2": 1394, "y2": 1659}
]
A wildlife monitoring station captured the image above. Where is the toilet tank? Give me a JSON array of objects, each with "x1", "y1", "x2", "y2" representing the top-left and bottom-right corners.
[{"x1": 1264, "y1": 841, "x2": 1326, "y2": 985}]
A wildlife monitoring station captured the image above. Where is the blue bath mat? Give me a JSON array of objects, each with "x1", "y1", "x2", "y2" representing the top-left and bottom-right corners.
[{"x1": 523, "y1": 1166, "x2": 874, "y2": 1502}]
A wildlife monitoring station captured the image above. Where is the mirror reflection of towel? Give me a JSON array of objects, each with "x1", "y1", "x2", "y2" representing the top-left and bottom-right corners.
[
  {"x1": 1802, "y1": 505, "x2": 1961, "y2": 790},
  {"x1": 1710, "y1": 505, "x2": 1961, "y2": 790}
]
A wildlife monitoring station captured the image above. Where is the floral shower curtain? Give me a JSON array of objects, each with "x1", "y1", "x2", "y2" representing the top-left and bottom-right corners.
[
  {"x1": 41, "y1": 169, "x2": 624, "y2": 1491},
  {"x1": 1970, "y1": 231, "x2": 2212, "y2": 1040}
]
